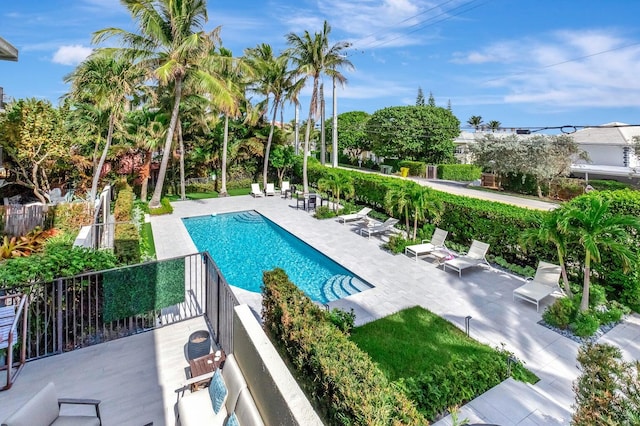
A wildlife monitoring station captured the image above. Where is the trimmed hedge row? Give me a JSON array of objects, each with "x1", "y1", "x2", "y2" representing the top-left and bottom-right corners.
[
  {"x1": 262, "y1": 268, "x2": 426, "y2": 425},
  {"x1": 113, "y1": 186, "x2": 141, "y2": 264},
  {"x1": 437, "y1": 164, "x2": 482, "y2": 181},
  {"x1": 398, "y1": 160, "x2": 426, "y2": 177}
]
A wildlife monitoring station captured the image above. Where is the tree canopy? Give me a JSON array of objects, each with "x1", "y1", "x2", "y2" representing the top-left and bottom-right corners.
[
  {"x1": 324, "y1": 111, "x2": 371, "y2": 161},
  {"x1": 366, "y1": 105, "x2": 459, "y2": 163}
]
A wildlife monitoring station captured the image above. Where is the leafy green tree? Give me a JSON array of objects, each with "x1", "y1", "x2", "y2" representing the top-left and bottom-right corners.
[
  {"x1": 520, "y1": 207, "x2": 573, "y2": 296},
  {"x1": 384, "y1": 183, "x2": 413, "y2": 236},
  {"x1": 415, "y1": 87, "x2": 425, "y2": 106},
  {"x1": 270, "y1": 144, "x2": 295, "y2": 187},
  {"x1": 286, "y1": 20, "x2": 352, "y2": 194},
  {"x1": 324, "y1": 111, "x2": 370, "y2": 161},
  {"x1": 95, "y1": 0, "x2": 225, "y2": 208},
  {"x1": 317, "y1": 172, "x2": 354, "y2": 212},
  {"x1": 408, "y1": 185, "x2": 442, "y2": 240},
  {"x1": 0, "y1": 99, "x2": 71, "y2": 203},
  {"x1": 367, "y1": 105, "x2": 459, "y2": 163},
  {"x1": 467, "y1": 115, "x2": 483, "y2": 131},
  {"x1": 65, "y1": 51, "x2": 147, "y2": 201},
  {"x1": 470, "y1": 133, "x2": 527, "y2": 186},
  {"x1": 561, "y1": 196, "x2": 640, "y2": 311}
]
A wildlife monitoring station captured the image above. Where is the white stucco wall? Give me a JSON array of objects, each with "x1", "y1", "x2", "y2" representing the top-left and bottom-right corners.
[{"x1": 580, "y1": 145, "x2": 625, "y2": 167}]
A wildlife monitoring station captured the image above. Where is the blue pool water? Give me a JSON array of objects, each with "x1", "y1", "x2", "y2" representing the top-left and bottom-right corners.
[{"x1": 182, "y1": 211, "x2": 371, "y2": 303}]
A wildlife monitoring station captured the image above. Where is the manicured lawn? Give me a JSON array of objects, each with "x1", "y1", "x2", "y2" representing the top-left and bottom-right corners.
[
  {"x1": 350, "y1": 306, "x2": 537, "y2": 383},
  {"x1": 140, "y1": 222, "x2": 156, "y2": 259},
  {"x1": 166, "y1": 187, "x2": 251, "y2": 201}
]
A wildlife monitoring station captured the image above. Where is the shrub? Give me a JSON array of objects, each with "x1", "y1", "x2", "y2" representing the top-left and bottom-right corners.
[
  {"x1": 262, "y1": 268, "x2": 425, "y2": 425},
  {"x1": 571, "y1": 311, "x2": 601, "y2": 337},
  {"x1": 437, "y1": 164, "x2": 482, "y2": 181},
  {"x1": 185, "y1": 182, "x2": 216, "y2": 193},
  {"x1": 114, "y1": 186, "x2": 134, "y2": 222},
  {"x1": 51, "y1": 202, "x2": 95, "y2": 234},
  {"x1": 226, "y1": 178, "x2": 252, "y2": 190},
  {"x1": 149, "y1": 197, "x2": 173, "y2": 216},
  {"x1": 313, "y1": 206, "x2": 336, "y2": 219},
  {"x1": 542, "y1": 297, "x2": 577, "y2": 329},
  {"x1": 327, "y1": 308, "x2": 356, "y2": 335},
  {"x1": 597, "y1": 301, "x2": 627, "y2": 325},
  {"x1": 114, "y1": 223, "x2": 140, "y2": 265},
  {"x1": 589, "y1": 179, "x2": 634, "y2": 191},
  {"x1": 398, "y1": 160, "x2": 426, "y2": 176}
]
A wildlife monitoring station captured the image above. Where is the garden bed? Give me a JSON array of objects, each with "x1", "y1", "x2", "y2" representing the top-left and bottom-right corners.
[{"x1": 538, "y1": 318, "x2": 623, "y2": 344}]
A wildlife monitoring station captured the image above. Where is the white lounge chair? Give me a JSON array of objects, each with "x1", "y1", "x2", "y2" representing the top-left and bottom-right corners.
[
  {"x1": 513, "y1": 261, "x2": 562, "y2": 311},
  {"x1": 338, "y1": 207, "x2": 372, "y2": 224},
  {"x1": 250, "y1": 183, "x2": 264, "y2": 197},
  {"x1": 405, "y1": 228, "x2": 448, "y2": 261},
  {"x1": 280, "y1": 181, "x2": 292, "y2": 198},
  {"x1": 265, "y1": 183, "x2": 276, "y2": 196},
  {"x1": 442, "y1": 240, "x2": 490, "y2": 277},
  {"x1": 360, "y1": 218, "x2": 399, "y2": 239}
]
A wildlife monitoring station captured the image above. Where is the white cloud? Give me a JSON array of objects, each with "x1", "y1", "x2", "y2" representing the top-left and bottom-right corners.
[{"x1": 52, "y1": 45, "x2": 93, "y2": 65}]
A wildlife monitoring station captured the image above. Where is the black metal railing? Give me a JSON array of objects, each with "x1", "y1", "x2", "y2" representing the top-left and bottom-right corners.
[{"x1": 1, "y1": 252, "x2": 239, "y2": 360}]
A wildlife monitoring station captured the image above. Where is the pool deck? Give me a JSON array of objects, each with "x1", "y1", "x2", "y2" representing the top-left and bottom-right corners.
[{"x1": 151, "y1": 195, "x2": 640, "y2": 426}]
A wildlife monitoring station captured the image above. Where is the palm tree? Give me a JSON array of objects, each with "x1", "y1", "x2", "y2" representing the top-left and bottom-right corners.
[
  {"x1": 561, "y1": 197, "x2": 640, "y2": 311},
  {"x1": 64, "y1": 51, "x2": 146, "y2": 201},
  {"x1": 467, "y1": 115, "x2": 483, "y2": 131},
  {"x1": 408, "y1": 186, "x2": 443, "y2": 240},
  {"x1": 384, "y1": 184, "x2": 413, "y2": 237},
  {"x1": 94, "y1": 0, "x2": 221, "y2": 208},
  {"x1": 317, "y1": 172, "x2": 354, "y2": 212},
  {"x1": 487, "y1": 120, "x2": 501, "y2": 132},
  {"x1": 286, "y1": 20, "x2": 352, "y2": 194},
  {"x1": 520, "y1": 208, "x2": 573, "y2": 297}
]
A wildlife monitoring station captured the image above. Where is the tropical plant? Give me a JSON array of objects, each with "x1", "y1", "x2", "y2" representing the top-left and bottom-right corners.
[
  {"x1": 269, "y1": 144, "x2": 295, "y2": 187},
  {"x1": 94, "y1": 0, "x2": 225, "y2": 208},
  {"x1": 487, "y1": 120, "x2": 501, "y2": 132},
  {"x1": 520, "y1": 207, "x2": 573, "y2": 296},
  {"x1": 285, "y1": 20, "x2": 353, "y2": 194},
  {"x1": 385, "y1": 183, "x2": 413, "y2": 236},
  {"x1": 408, "y1": 186, "x2": 443, "y2": 240},
  {"x1": 317, "y1": 172, "x2": 354, "y2": 212},
  {"x1": 467, "y1": 115, "x2": 483, "y2": 131},
  {"x1": 561, "y1": 196, "x2": 640, "y2": 311}
]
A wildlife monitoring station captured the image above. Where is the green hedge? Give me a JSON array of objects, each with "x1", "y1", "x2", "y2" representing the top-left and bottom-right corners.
[
  {"x1": 114, "y1": 187, "x2": 134, "y2": 222},
  {"x1": 589, "y1": 179, "x2": 634, "y2": 191},
  {"x1": 262, "y1": 268, "x2": 425, "y2": 425},
  {"x1": 226, "y1": 178, "x2": 252, "y2": 190},
  {"x1": 149, "y1": 197, "x2": 173, "y2": 216},
  {"x1": 398, "y1": 160, "x2": 426, "y2": 176},
  {"x1": 186, "y1": 182, "x2": 216, "y2": 193},
  {"x1": 437, "y1": 164, "x2": 482, "y2": 181},
  {"x1": 114, "y1": 223, "x2": 140, "y2": 264},
  {"x1": 103, "y1": 258, "x2": 185, "y2": 322}
]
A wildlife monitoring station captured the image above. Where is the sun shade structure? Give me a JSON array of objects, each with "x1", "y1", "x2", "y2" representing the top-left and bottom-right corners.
[{"x1": 0, "y1": 37, "x2": 18, "y2": 61}]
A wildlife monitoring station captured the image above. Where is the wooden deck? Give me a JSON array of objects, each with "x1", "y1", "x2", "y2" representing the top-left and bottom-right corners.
[{"x1": 0, "y1": 316, "x2": 210, "y2": 426}]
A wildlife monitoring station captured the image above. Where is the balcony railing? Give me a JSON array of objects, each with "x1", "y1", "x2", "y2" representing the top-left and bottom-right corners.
[{"x1": 0, "y1": 252, "x2": 238, "y2": 361}]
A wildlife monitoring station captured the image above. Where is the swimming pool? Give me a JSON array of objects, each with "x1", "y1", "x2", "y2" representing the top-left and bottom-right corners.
[{"x1": 182, "y1": 211, "x2": 371, "y2": 303}]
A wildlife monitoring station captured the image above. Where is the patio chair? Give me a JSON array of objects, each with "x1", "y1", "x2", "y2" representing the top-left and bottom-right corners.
[
  {"x1": 250, "y1": 183, "x2": 264, "y2": 198},
  {"x1": 442, "y1": 240, "x2": 490, "y2": 277},
  {"x1": 1, "y1": 293, "x2": 28, "y2": 391},
  {"x1": 404, "y1": 228, "x2": 449, "y2": 261},
  {"x1": 1, "y1": 382, "x2": 101, "y2": 426},
  {"x1": 513, "y1": 261, "x2": 562, "y2": 311},
  {"x1": 360, "y1": 218, "x2": 399, "y2": 239},
  {"x1": 280, "y1": 181, "x2": 292, "y2": 198},
  {"x1": 265, "y1": 183, "x2": 276, "y2": 196},
  {"x1": 338, "y1": 207, "x2": 372, "y2": 225}
]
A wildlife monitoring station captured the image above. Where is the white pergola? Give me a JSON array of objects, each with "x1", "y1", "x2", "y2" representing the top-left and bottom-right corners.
[{"x1": 0, "y1": 36, "x2": 18, "y2": 61}]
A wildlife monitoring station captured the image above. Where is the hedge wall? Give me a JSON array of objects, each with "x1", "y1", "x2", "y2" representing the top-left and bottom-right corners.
[
  {"x1": 437, "y1": 164, "x2": 482, "y2": 181},
  {"x1": 262, "y1": 268, "x2": 425, "y2": 425},
  {"x1": 398, "y1": 160, "x2": 426, "y2": 177},
  {"x1": 113, "y1": 186, "x2": 141, "y2": 264}
]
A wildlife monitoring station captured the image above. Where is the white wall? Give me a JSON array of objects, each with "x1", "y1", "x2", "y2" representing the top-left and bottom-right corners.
[{"x1": 580, "y1": 145, "x2": 625, "y2": 167}]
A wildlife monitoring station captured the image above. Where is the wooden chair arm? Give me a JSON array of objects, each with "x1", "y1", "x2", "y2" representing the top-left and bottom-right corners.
[{"x1": 182, "y1": 370, "x2": 215, "y2": 388}]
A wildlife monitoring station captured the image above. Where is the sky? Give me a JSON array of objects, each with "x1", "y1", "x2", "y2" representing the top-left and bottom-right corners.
[{"x1": 2, "y1": 0, "x2": 640, "y2": 132}]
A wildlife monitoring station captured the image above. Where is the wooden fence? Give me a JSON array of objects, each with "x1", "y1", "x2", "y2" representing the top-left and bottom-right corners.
[{"x1": 0, "y1": 203, "x2": 51, "y2": 237}]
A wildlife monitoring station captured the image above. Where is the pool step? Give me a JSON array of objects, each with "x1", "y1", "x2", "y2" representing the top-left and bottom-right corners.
[
  {"x1": 322, "y1": 274, "x2": 371, "y2": 302},
  {"x1": 233, "y1": 211, "x2": 264, "y2": 224}
]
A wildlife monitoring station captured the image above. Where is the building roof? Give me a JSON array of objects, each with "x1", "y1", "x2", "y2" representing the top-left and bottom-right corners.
[
  {"x1": 0, "y1": 36, "x2": 18, "y2": 61},
  {"x1": 571, "y1": 122, "x2": 640, "y2": 146}
]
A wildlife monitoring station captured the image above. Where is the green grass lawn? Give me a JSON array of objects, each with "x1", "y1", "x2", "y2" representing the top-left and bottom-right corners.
[
  {"x1": 166, "y1": 187, "x2": 251, "y2": 201},
  {"x1": 140, "y1": 222, "x2": 156, "y2": 259},
  {"x1": 350, "y1": 306, "x2": 537, "y2": 383}
]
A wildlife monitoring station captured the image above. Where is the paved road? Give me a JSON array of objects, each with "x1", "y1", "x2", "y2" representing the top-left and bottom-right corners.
[{"x1": 338, "y1": 167, "x2": 559, "y2": 211}]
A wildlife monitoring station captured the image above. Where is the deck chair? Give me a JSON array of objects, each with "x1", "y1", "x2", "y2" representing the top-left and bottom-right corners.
[
  {"x1": 405, "y1": 228, "x2": 449, "y2": 261},
  {"x1": 250, "y1": 183, "x2": 264, "y2": 198},
  {"x1": 442, "y1": 240, "x2": 490, "y2": 277},
  {"x1": 513, "y1": 261, "x2": 562, "y2": 311},
  {"x1": 360, "y1": 218, "x2": 399, "y2": 239},
  {"x1": 1, "y1": 294, "x2": 28, "y2": 391},
  {"x1": 280, "y1": 181, "x2": 292, "y2": 198},
  {"x1": 265, "y1": 183, "x2": 276, "y2": 196},
  {"x1": 338, "y1": 207, "x2": 372, "y2": 224}
]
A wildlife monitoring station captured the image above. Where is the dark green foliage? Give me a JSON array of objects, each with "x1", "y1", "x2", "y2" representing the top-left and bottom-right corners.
[
  {"x1": 102, "y1": 258, "x2": 185, "y2": 322},
  {"x1": 501, "y1": 173, "x2": 540, "y2": 196},
  {"x1": 398, "y1": 160, "x2": 426, "y2": 176},
  {"x1": 542, "y1": 298, "x2": 576, "y2": 329},
  {"x1": 226, "y1": 178, "x2": 252, "y2": 191},
  {"x1": 437, "y1": 164, "x2": 482, "y2": 181},
  {"x1": 261, "y1": 268, "x2": 425, "y2": 425},
  {"x1": 114, "y1": 223, "x2": 140, "y2": 264},
  {"x1": 114, "y1": 186, "x2": 134, "y2": 222},
  {"x1": 149, "y1": 197, "x2": 173, "y2": 215},
  {"x1": 327, "y1": 308, "x2": 356, "y2": 334},
  {"x1": 491, "y1": 256, "x2": 536, "y2": 277},
  {"x1": 589, "y1": 179, "x2": 634, "y2": 191},
  {"x1": 185, "y1": 182, "x2": 216, "y2": 193},
  {"x1": 313, "y1": 206, "x2": 336, "y2": 219},
  {"x1": 384, "y1": 234, "x2": 412, "y2": 254},
  {"x1": 571, "y1": 311, "x2": 601, "y2": 337}
]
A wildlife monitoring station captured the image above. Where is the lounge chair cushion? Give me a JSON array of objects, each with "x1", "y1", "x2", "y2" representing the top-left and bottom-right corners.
[
  {"x1": 513, "y1": 282, "x2": 556, "y2": 302},
  {"x1": 179, "y1": 387, "x2": 228, "y2": 426},
  {"x1": 209, "y1": 369, "x2": 228, "y2": 414}
]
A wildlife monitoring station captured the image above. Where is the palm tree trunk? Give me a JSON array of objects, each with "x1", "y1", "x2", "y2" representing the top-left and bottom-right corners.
[
  {"x1": 413, "y1": 212, "x2": 418, "y2": 240},
  {"x1": 220, "y1": 115, "x2": 229, "y2": 196},
  {"x1": 263, "y1": 101, "x2": 278, "y2": 188},
  {"x1": 320, "y1": 84, "x2": 325, "y2": 165},
  {"x1": 404, "y1": 207, "x2": 410, "y2": 238},
  {"x1": 303, "y1": 78, "x2": 319, "y2": 194},
  {"x1": 580, "y1": 253, "x2": 591, "y2": 311},
  {"x1": 178, "y1": 118, "x2": 186, "y2": 201},
  {"x1": 140, "y1": 150, "x2": 151, "y2": 202},
  {"x1": 90, "y1": 113, "x2": 115, "y2": 201},
  {"x1": 149, "y1": 76, "x2": 182, "y2": 209},
  {"x1": 557, "y1": 250, "x2": 573, "y2": 297}
]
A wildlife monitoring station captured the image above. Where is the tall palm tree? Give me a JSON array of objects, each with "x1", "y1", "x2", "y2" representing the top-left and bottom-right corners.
[
  {"x1": 520, "y1": 208, "x2": 573, "y2": 296},
  {"x1": 384, "y1": 184, "x2": 413, "y2": 237},
  {"x1": 317, "y1": 172, "x2": 354, "y2": 212},
  {"x1": 286, "y1": 20, "x2": 352, "y2": 194},
  {"x1": 408, "y1": 186, "x2": 443, "y2": 240},
  {"x1": 467, "y1": 115, "x2": 483, "y2": 131},
  {"x1": 561, "y1": 197, "x2": 640, "y2": 311},
  {"x1": 94, "y1": 0, "x2": 220, "y2": 208},
  {"x1": 487, "y1": 120, "x2": 501, "y2": 132},
  {"x1": 64, "y1": 51, "x2": 146, "y2": 200}
]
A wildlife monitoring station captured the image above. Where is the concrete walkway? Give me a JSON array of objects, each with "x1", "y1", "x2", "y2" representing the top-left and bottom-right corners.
[{"x1": 151, "y1": 195, "x2": 638, "y2": 425}]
